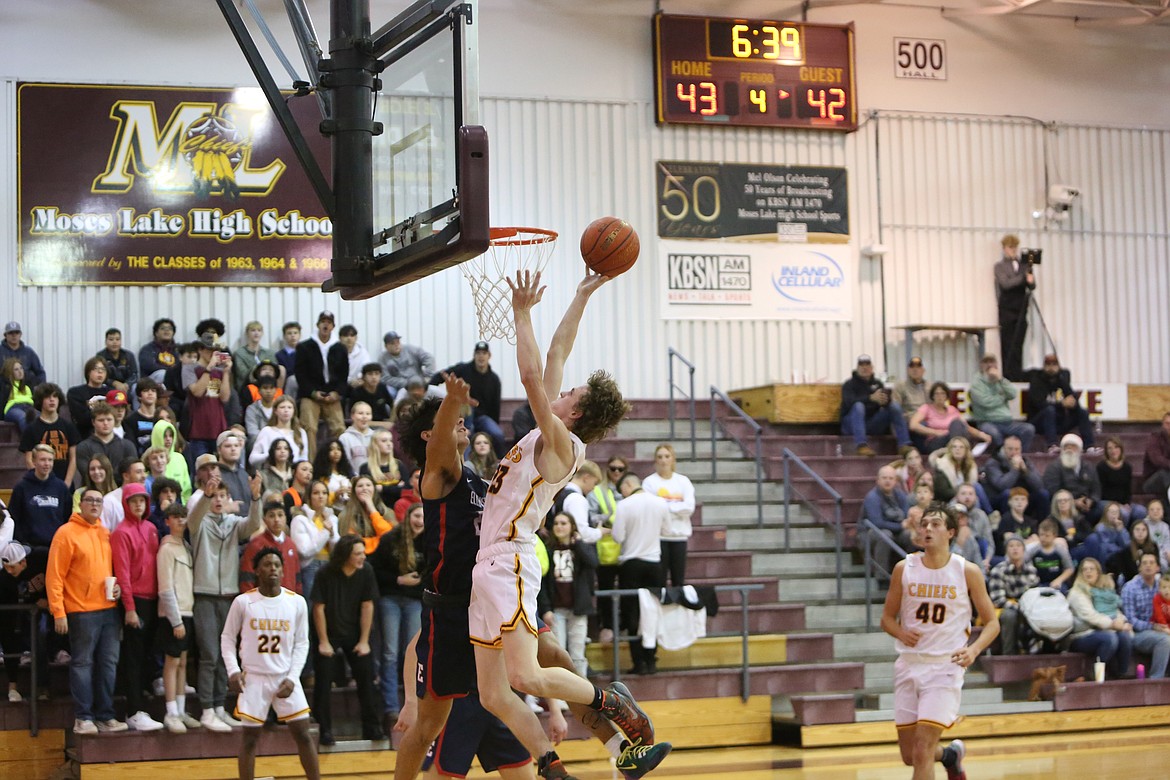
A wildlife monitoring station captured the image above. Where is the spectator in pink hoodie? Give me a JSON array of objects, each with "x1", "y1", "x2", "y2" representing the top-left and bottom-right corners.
[{"x1": 110, "y1": 482, "x2": 164, "y2": 732}]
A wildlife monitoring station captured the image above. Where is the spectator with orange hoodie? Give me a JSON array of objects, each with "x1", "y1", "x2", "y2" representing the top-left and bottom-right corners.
[{"x1": 46, "y1": 487, "x2": 127, "y2": 735}]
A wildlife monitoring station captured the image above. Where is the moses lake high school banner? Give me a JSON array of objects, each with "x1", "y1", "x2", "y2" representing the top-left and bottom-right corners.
[
  {"x1": 656, "y1": 160, "x2": 853, "y2": 321},
  {"x1": 17, "y1": 83, "x2": 334, "y2": 286}
]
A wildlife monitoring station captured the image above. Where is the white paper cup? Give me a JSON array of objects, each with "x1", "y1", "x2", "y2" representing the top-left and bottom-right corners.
[
  {"x1": 1094, "y1": 660, "x2": 1106, "y2": 683},
  {"x1": 104, "y1": 576, "x2": 117, "y2": 601}
]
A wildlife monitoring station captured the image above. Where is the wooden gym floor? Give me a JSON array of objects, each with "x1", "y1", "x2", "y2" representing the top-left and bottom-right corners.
[{"x1": 448, "y1": 727, "x2": 1170, "y2": 780}]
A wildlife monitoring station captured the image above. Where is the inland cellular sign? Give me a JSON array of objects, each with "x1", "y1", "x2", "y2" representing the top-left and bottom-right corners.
[{"x1": 653, "y1": 13, "x2": 858, "y2": 132}]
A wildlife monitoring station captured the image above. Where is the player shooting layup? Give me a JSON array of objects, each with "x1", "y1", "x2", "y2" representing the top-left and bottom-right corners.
[
  {"x1": 881, "y1": 503, "x2": 1000, "y2": 780},
  {"x1": 468, "y1": 271, "x2": 656, "y2": 779},
  {"x1": 221, "y1": 543, "x2": 319, "y2": 780}
]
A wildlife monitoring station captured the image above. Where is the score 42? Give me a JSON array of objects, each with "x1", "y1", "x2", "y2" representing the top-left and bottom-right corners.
[{"x1": 675, "y1": 82, "x2": 848, "y2": 121}]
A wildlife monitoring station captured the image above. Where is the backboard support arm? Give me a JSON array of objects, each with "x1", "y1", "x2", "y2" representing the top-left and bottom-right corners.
[{"x1": 215, "y1": 0, "x2": 334, "y2": 216}]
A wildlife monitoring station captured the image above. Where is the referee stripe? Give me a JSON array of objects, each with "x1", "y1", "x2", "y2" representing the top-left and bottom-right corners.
[{"x1": 505, "y1": 477, "x2": 544, "y2": 541}]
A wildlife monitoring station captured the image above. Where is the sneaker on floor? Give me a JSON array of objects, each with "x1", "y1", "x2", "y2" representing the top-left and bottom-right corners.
[
  {"x1": 152, "y1": 678, "x2": 166, "y2": 697},
  {"x1": 8, "y1": 689, "x2": 22, "y2": 702},
  {"x1": 54, "y1": 650, "x2": 71, "y2": 664},
  {"x1": 127, "y1": 711, "x2": 164, "y2": 731},
  {"x1": 216, "y1": 707, "x2": 243, "y2": 727},
  {"x1": 945, "y1": 738, "x2": 967, "y2": 780},
  {"x1": 19, "y1": 652, "x2": 31, "y2": 667},
  {"x1": 73, "y1": 719, "x2": 98, "y2": 735},
  {"x1": 163, "y1": 714, "x2": 186, "y2": 734},
  {"x1": 1085, "y1": 446, "x2": 1104, "y2": 457},
  {"x1": 180, "y1": 713, "x2": 202, "y2": 729},
  {"x1": 200, "y1": 710, "x2": 232, "y2": 732},
  {"x1": 184, "y1": 684, "x2": 197, "y2": 695},
  {"x1": 617, "y1": 739, "x2": 672, "y2": 779},
  {"x1": 537, "y1": 756, "x2": 578, "y2": 780},
  {"x1": 599, "y1": 682, "x2": 654, "y2": 746},
  {"x1": 857, "y1": 444, "x2": 876, "y2": 457},
  {"x1": 96, "y1": 719, "x2": 128, "y2": 733}
]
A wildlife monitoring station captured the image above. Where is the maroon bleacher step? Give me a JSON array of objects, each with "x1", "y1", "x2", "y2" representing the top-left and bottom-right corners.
[
  {"x1": 783, "y1": 633, "x2": 834, "y2": 662},
  {"x1": 69, "y1": 721, "x2": 318, "y2": 763},
  {"x1": 978, "y1": 653, "x2": 1089, "y2": 685},
  {"x1": 593, "y1": 661, "x2": 864, "y2": 699},
  {"x1": 707, "y1": 604, "x2": 806, "y2": 634},
  {"x1": 1053, "y1": 678, "x2": 1170, "y2": 711},
  {"x1": 685, "y1": 551, "x2": 753, "y2": 579},
  {"x1": 688, "y1": 526, "x2": 728, "y2": 553},
  {"x1": 789, "y1": 693, "x2": 856, "y2": 725}
]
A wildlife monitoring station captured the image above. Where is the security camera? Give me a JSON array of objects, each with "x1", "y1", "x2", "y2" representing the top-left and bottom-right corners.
[{"x1": 1047, "y1": 185, "x2": 1081, "y2": 211}]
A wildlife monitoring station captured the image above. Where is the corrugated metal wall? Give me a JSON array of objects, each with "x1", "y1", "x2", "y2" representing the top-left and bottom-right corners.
[
  {"x1": 875, "y1": 111, "x2": 1170, "y2": 384},
  {"x1": 3, "y1": 83, "x2": 1168, "y2": 395}
]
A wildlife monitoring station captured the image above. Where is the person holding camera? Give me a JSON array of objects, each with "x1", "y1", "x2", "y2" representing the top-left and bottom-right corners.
[{"x1": 994, "y1": 234, "x2": 1035, "y2": 382}]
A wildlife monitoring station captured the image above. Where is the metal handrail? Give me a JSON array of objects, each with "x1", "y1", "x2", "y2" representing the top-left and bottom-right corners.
[
  {"x1": 0, "y1": 603, "x2": 41, "y2": 736},
  {"x1": 596, "y1": 583, "x2": 764, "y2": 702},
  {"x1": 860, "y1": 518, "x2": 909, "y2": 630},
  {"x1": 709, "y1": 386, "x2": 764, "y2": 527},
  {"x1": 666, "y1": 348, "x2": 697, "y2": 457},
  {"x1": 781, "y1": 448, "x2": 843, "y2": 601}
]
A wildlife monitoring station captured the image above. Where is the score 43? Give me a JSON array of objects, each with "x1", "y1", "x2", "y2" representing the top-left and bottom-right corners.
[{"x1": 674, "y1": 81, "x2": 848, "y2": 121}]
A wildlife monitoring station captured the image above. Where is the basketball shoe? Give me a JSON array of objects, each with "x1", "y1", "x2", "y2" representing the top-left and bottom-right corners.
[
  {"x1": 599, "y1": 682, "x2": 654, "y2": 746},
  {"x1": 617, "y1": 739, "x2": 673, "y2": 779},
  {"x1": 944, "y1": 738, "x2": 966, "y2": 780}
]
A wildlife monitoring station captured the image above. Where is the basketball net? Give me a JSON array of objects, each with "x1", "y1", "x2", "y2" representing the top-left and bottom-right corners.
[{"x1": 462, "y1": 227, "x2": 559, "y2": 344}]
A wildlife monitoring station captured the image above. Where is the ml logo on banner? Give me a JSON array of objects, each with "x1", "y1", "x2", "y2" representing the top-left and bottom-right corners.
[{"x1": 92, "y1": 101, "x2": 285, "y2": 198}]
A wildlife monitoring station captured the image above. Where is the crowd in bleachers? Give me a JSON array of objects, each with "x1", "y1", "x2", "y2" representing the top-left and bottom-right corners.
[
  {"x1": 859, "y1": 351, "x2": 1170, "y2": 681},
  {"x1": 0, "y1": 315, "x2": 702, "y2": 738}
]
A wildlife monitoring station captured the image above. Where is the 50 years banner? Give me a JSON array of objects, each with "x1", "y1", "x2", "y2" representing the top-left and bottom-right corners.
[{"x1": 17, "y1": 83, "x2": 333, "y2": 286}]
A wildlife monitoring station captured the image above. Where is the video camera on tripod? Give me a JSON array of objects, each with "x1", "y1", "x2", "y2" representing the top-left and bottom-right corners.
[{"x1": 1020, "y1": 248, "x2": 1042, "y2": 266}]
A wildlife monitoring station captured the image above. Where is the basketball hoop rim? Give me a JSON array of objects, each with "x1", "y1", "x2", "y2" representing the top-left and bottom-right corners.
[{"x1": 489, "y1": 226, "x2": 558, "y2": 246}]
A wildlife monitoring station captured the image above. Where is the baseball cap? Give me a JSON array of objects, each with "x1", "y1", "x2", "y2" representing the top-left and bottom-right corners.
[
  {"x1": 198, "y1": 331, "x2": 223, "y2": 350},
  {"x1": 856, "y1": 354, "x2": 872, "y2": 365},
  {"x1": 907, "y1": 356, "x2": 923, "y2": 367},
  {"x1": 384, "y1": 330, "x2": 401, "y2": 342},
  {"x1": 474, "y1": 341, "x2": 490, "y2": 353},
  {"x1": 105, "y1": 390, "x2": 128, "y2": 407},
  {"x1": 3, "y1": 322, "x2": 20, "y2": 334},
  {"x1": 216, "y1": 429, "x2": 245, "y2": 448},
  {"x1": 317, "y1": 310, "x2": 336, "y2": 324},
  {"x1": 194, "y1": 453, "x2": 221, "y2": 471},
  {"x1": 0, "y1": 542, "x2": 28, "y2": 566}
]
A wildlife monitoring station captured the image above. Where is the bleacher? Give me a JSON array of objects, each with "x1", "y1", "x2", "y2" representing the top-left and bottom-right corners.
[{"x1": 2, "y1": 388, "x2": 1169, "y2": 777}]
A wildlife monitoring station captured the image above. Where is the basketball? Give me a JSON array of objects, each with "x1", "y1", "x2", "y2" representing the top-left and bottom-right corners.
[{"x1": 580, "y1": 217, "x2": 639, "y2": 277}]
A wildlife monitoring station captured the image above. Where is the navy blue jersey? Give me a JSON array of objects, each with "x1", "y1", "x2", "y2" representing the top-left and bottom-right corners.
[{"x1": 421, "y1": 464, "x2": 486, "y2": 597}]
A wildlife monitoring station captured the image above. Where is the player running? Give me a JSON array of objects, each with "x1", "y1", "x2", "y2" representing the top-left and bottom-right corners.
[
  {"x1": 881, "y1": 503, "x2": 1000, "y2": 780},
  {"x1": 468, "y1": 271, "x2": 660, "y2": 780},
  {"x1": 221, "y1": 541, "x2": 319, "y2": 780}
]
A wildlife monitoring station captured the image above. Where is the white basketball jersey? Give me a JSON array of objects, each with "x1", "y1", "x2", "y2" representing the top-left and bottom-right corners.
[
  {"x1": 896, "y1": 552, "x2": 972, "y2": 656},
  {"x1": 226, "y1": 588, "x2": 308, "y2": 677},
  {"x1": 479, "y1": 428, "x2": 585, "y2": 548}
]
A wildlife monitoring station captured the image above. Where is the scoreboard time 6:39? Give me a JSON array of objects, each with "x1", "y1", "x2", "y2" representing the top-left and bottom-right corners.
[{"x1": 653, "y1": 13, "x2": 857, "y2": 132}]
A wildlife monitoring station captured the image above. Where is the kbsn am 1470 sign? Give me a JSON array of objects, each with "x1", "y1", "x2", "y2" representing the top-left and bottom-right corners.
[{"x1": 17, "y1": 82, "x2": 335, "y2": 286}]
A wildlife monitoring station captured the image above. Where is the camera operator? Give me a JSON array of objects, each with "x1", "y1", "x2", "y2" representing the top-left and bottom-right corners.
[{"x1": 994, "y1": 234, "x2": 1035, "y2": 381}]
